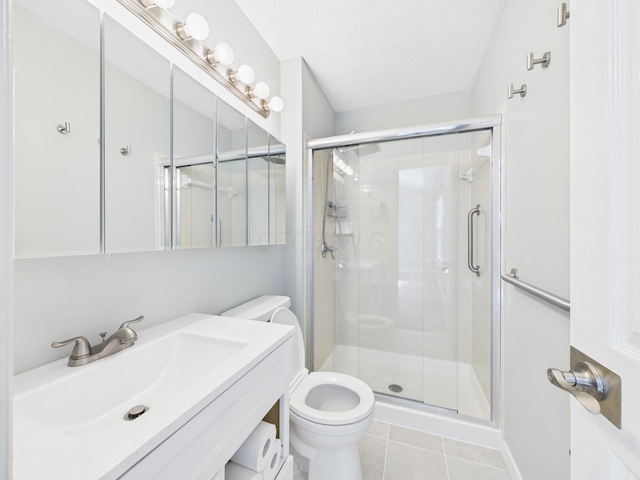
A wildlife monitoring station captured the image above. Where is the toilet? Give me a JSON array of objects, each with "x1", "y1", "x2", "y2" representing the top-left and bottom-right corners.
[{"x1": 222, "y1": 296, "x2": 375, "y2": 480}]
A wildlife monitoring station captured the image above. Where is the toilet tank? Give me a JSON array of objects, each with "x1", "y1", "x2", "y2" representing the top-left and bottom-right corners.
[{"x1": 221, "y1": 295, "x2": 292, "y2": 322}]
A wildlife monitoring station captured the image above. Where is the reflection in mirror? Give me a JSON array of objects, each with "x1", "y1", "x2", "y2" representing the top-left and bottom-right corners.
[
  {"x1": 104, "y1": 15, "x2": 171, "y2": 253},
  {"x1": 172, "y1": 67, "x2": 216, "y2": 249},
  {"x1": 216, "y1": 101, "x2": 247, "y2": 247},
  {"x1": 269, "y1": 136, "x2": 286, "y2": 245},
  {"x1": 13, "y1": 0, "x2": 100, "y2": 258},
  {"x1": 247, "y1": 121, "x2": 270, "y2": 246}
]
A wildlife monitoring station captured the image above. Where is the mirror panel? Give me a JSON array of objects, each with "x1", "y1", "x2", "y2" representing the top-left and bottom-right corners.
[
  {"x1": 216, "y1": 101, "x2": 247, "y2": 247},
  {"x1": 104, "y1": 15, "x2": 171, "y2": 253},
  {"x1": 13, "y1": 0, "x2": 100, "y2": 258},
  {"x1": 247, "y1": 121, "x2": 270, "y2": 246},
  {"x1": 13, "y1": 5, "x2": 285, "y2": 257},
  {"x1": 172, "y1": 67, "x2": 216, "y2": 250},
  {"x1": 269, "y1": 136, "x2": 286, "y2": 245}
]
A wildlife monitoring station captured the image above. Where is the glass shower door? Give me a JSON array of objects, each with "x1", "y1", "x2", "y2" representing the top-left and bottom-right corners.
[
  {"x1": 312, "y1": 124, "x2": 495, "y2": 420},
  {"x1": 330, "y1": 135, "x2": 460, "y2": 408}
]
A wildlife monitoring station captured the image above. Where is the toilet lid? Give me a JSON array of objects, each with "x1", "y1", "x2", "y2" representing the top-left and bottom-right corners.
[{"x1": 270, "y1": 307, "x2": 305, "y2": 384}]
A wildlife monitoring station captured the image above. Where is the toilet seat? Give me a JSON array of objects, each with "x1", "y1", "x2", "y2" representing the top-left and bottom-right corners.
[
  {"x1": 290, "y1": 371, "x2": 375, "y2": 426},
  {"x1": 269, "y1": 308, "x2": 375, "y2": 427}
]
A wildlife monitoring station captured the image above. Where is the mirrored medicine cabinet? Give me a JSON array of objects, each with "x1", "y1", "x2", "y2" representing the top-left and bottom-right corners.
[{"x1": 12, "y1": 0, "x2": 286, "y2": 259}]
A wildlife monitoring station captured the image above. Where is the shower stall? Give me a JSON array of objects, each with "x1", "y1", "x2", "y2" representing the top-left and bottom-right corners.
[{"x1": 306, "y1": 117, "x2": 500, "y2": 424}]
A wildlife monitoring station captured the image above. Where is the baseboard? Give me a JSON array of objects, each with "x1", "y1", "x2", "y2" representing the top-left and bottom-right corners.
[{"x1": 502, "y1": 439, "x2": 524, "y2": 480}]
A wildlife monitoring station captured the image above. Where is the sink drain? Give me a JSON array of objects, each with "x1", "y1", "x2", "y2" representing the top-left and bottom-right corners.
[
  {"x1": 388, "y1": 384, "x2": 403, "y2": 393},
  {"x1": 124, "y1": 404, "x2": 149, "y2": 421}
]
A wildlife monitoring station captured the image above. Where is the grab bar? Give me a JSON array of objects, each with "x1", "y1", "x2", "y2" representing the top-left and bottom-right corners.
[
  {"x1": 501, "y1": 268, "x2": 570, "y2": 312},
  {"x1": 467, "y1": 204, "x2": 481, "y2": 277}
]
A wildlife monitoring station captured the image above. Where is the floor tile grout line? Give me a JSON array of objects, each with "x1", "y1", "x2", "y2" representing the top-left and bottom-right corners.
[
  {"x1": 441, "y1": 436, "x2": 451, "y2": 480},
  {"x1": 381, "y1": 435, "x2": 390, "y2": 480},
  {"x1": 445, "y1": 454, "x2": 509, "y2": 471},
  {"x1": 385, "y1": 438, "x2": 446, "y2": 456}
]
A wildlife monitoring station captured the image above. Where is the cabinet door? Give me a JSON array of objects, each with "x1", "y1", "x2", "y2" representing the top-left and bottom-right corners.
[
  {"x1": 247, "y1": 120, "x2": 270, "y2": 246},
  {"x1": 269, "y1": 136, "x2": 286, "y2": 245},
  {"x1": 172, "y1": 67, "x2": 216, "y2": 250},
  {"x1": 13, "y1": 0, "x2": 100, "y2": 258},
  {"x1": 216, "y1": 101, "x2": 247, "y2": 247},
  {"x1": 104, "y1": 15, "x2": 170, "y2": 253}
]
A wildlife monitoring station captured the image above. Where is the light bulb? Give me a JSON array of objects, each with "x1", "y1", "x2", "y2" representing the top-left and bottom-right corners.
[
  {"x1": 236, "y1": 64, "x2": 256, "y2": 85},
  {"x1": 213, "y1": 42, "x2": 234, "y2": 66},
  {"x1": 177, "y1": 13, "x2": 210, "y2": 41},
  {"x1": 252, "y1": 82, "x2": 270, "y2": 99},
  {"x1": 268, "y1": 96, "x2": 284, "y2": 113}
]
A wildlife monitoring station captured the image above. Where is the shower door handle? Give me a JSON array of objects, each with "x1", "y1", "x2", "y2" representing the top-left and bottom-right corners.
[{"x1": 467, "y1": 204, "x2": 481, "y2": 277}]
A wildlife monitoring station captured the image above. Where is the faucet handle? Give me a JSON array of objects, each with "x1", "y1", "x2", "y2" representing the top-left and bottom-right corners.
[
  {"x1": 119, "y1": 315, "x2": 144, "y2": 330},
  {"x1": 51, "y1": 336, "x2": 92, "y2": 359}
]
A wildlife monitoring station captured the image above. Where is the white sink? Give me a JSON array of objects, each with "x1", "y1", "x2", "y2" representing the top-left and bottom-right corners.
[{"x1": 13, "y1": 313, "x2": 293, "y2": 479}]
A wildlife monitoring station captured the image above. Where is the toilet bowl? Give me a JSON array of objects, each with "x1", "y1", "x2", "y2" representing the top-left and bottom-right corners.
[{"x1": 222, "y1": 296, "x2": 375, "y2": 480}]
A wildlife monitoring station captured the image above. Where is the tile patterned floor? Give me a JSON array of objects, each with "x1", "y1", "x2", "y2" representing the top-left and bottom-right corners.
[{"x1": 358, "y1": 421, "x2": 511, "y2": 480}]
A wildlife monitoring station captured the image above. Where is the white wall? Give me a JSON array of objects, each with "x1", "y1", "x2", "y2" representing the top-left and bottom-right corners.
[
  {"x1": 0, "y1": 0, "x2": 12, "y2": 475},
  {"x1": 281, "y1": 58, "x2": 335, "y2": 354},
  {"x1": 471, "y1": 0, "x2": 570, "y2": 478},
  {"x1": 335, "y1": 90, "x2": 472, "y2": 135},
  {"x1": 13, "y1": 247, "x2": 283, "y2": 373}
]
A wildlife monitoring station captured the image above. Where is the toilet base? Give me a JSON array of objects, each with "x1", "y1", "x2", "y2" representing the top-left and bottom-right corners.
[{"x1": 290, "y1": 442, "x2": 363, "y2": 480}]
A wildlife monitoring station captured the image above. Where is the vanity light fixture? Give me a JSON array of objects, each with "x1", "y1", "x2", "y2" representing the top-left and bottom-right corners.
[
  {"x1": 247, "y1": 81, "x2": 270, "y2": 99},
  {"x1": 176, "y1": 13, "x2": 210, "y2": 41},
  {"x1": 263, "y1": 96, "x2": 284, "y2": 113},
  {"x1": 228, "y1": 64, "x2": 256, "y2": 85},
  {"x1": 205, "y1": 42, "x2": 235, "y2": 66},
  {"x1": 122, "y1": 0, "x2": 283, "y2": 117}
]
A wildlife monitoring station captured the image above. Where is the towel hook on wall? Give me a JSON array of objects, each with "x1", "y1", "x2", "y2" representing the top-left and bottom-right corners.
[
  {"x1": 57, "y1": 122, "x2": 71, "y2": 134},
  {"x1": 527, "y1": 51, "x2": 551, "y2": 70},
  {"x1": 557, "y1": 3, "x2": 570, "y2": 27},
  {"x1": 508, "y1": 84, "x2": 527, "y2": 99}
]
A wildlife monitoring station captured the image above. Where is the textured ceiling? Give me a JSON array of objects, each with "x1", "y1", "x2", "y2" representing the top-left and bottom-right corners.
[{"x1": 231, "y1": 0, "x2": 506, "y2": 112}]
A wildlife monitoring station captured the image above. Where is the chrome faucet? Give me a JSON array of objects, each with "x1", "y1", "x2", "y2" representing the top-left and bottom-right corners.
[{"x1": 51, "y1": 316, "x2": 144, "y2": 367}]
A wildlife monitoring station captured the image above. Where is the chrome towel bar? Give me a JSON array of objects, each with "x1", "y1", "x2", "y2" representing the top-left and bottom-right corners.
[{"x1": 501, "y1": 268, "x2": 570, "y2": 312}]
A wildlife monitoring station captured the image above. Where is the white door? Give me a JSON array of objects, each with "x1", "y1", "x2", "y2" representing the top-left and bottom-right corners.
[{"x1": 570, "y1": 0, "x2": 640, "y2": 477}]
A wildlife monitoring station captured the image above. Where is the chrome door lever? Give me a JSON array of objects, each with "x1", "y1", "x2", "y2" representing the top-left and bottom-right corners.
[
  {"x1": 547, "y1": 361, "x2": 604, "y2": 414},
  {"x1": 548, "y1": 346, "x2": 622, "y2": 429}
]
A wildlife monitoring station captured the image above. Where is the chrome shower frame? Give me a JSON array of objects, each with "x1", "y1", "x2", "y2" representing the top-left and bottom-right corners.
[{"x1": 305, "y1": 115, "x2": 503, "y2": 429}]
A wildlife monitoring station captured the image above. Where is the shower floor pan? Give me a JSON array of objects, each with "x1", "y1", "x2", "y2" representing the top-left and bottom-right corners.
[{"x1": 322, "y1": 344, "x2": 490, "y2": 420}]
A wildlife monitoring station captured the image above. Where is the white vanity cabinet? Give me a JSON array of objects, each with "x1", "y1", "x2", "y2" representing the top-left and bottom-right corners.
[
  {"x1": 12, "y1": 315, "x2": 294, "y2": 480},
  {"x1": 121, "y1": 339, "x2": 293, "y2": 480}
]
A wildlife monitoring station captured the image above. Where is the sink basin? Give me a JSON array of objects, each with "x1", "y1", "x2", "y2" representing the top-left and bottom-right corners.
[{"x1": 13, "y1": 313, "x2": 293, "y2": 479}]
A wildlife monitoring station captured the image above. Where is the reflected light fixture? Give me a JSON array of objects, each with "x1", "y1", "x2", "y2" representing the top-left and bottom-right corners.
[
  {"x1": 176, "y1": 12, "x2": 210, "y2": 41},
  {"x1": 123, "y1": 0, "x2": 284, "y2": 117}
]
